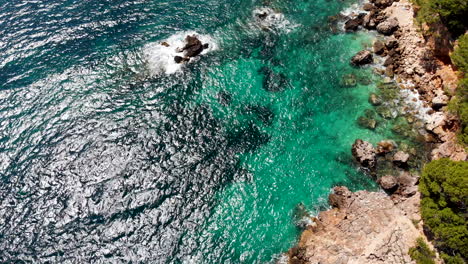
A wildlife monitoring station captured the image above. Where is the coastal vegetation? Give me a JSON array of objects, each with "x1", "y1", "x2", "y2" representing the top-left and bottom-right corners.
[
  {"x1": 408, "y1": 237, "x2": 436, "y2": 264},
  {"x1": 449, "y1": 34, "x2": 468, "y2": 145},
  {"x1": 412, "y1": 0, "x2": 468, "y2": 144},
  {"x1": 412, "y1": 0, "x2": 467, "y2": 36},
  {"x1": 419, "y1": 159, "x2": 468, "y2": 263}
]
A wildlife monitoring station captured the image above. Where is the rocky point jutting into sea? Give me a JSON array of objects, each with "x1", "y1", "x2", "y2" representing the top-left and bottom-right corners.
[{"x1": 287, "y1": 0, "x2": 466, "y2": 263}]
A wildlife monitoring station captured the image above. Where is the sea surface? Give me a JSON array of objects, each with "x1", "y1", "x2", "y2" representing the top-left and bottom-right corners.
[{"x1": 0, "y1": 0, "x2": 401, "y2": 262}]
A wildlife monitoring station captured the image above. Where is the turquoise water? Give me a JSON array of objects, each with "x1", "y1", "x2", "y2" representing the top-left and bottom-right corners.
[{"x1": 0, "y1": 0, "x2": 403, "y2": 262}]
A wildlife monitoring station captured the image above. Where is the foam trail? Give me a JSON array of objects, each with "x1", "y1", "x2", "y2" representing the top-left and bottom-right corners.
[{"x1": 143, "y1": 31, "x2": 218, "y2": 75}]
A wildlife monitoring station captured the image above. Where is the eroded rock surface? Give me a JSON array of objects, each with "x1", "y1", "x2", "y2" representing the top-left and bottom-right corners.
[
  {"x1": 352, "y1": 139, "x2": 376, "y2": 168},
  {"x1": 351, "y1": 50, "x2": 373, "y2": 66},
  {"x1": 288, "y1": 187, "x2": 422, "y2": 264}
]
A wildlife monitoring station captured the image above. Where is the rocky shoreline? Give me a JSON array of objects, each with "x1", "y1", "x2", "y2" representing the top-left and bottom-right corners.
[{"x1": 286, "y1": 0, "x2": 466, "y2": 262}]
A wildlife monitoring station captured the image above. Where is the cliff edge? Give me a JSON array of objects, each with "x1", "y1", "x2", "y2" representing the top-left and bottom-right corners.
[{"x1": 288, "y1": 187, "x2": 423, "y2": 264}]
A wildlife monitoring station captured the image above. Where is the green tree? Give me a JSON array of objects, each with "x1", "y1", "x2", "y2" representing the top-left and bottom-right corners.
[
  {"x1": 430, "y1": 0, "x2": 468, "y2": 36},
  {"x1": 452, "y1": 34, "x2": 468, "y2": 73},
  {"x1": 449, "y1": 35, "x2": 468, "y2": 145},
  {"x1": 419, "y1": 159, "x2": 468, "y2": 261}
]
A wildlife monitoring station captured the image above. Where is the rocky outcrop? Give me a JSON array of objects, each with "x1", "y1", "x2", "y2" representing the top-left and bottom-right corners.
[
  {"x1": 344, "y1": 13, "x2": 366, "y2": 31},
  {"x1": 376, "y1": 140, "x2": 396, "y2": 154},
  {"x1": 376, "y1": 17, "x2": 399, "y2": 35},
  {"x1": 393, "y1": 151, "x2": 410, "y2": 166},
  {"x1": 373, "y1": 40, "x2": 386, "y2": 55},
  {"x1": 351, "y1": 50, "x2": 373, "y2": 66},
  {"x1": 378, "y1": 175, "x2": 398, "y2": 191},
  {"x1": 174, "y1": 35, "x2": 210, "y2": 63},
  {"x1": 288, "y1": 187, "x2": 423, "y2": 264},
  {"x1": 351, "y1": 139, "x2": 376, "y2": 168}
]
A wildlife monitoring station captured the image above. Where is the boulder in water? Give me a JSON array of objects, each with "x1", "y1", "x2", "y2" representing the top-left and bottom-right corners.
[
  {"x1": 174, "y1": 56, "x2": 190, "y2": 64},
  {"x1": 351, "y1": 139, "x2": 376, "y2": 168},
  {"x1": 183, "y1": 35, "x2": 205, "y2": 57},
  {"x1": 293, "y1": 203, "x2": 313, "y2": 229},
  {"x1": 393, "y1": 151, "x2": 410, "y2": 167},
  {"x1": 344, "y1": 13, "x2": 366, "y2": 31},
  {"x1": 351, "y1": 50, "x2": 373, "y2": 66},
  {"x1": 373, "y1": 40, "x2": 386, "y2": 55},
  {"x1": 357, "y1": 116, "x2": 377, "y2": 130},
  {"x1": 344, "y1": 19, "x2": 360, "y2": 31}
]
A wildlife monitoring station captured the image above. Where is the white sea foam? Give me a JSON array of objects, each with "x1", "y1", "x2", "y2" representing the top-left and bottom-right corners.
[
  {"x1": 340, "y1": 0, "x2": 369, "y2": 17},
  {"x1": 143, "y1": 31, "x2": 218, "y2": 75},
  {"x1": 251, "y1": 7, "x2": 298, "y2": 33},
  {"x1": 399, "y1": 83, "x2": 432, "y2": 121},
  {"x1": 340, "y1": 4, "x2": 364, "y2": 18}
]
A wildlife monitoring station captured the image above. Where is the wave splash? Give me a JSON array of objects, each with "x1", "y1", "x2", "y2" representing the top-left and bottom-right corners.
[
  {"x1": 143, "y1": 31, "x2": 218, "y2": 75},
  {"x1": 251, "y1": 7, "x2": 298, "y2": 33}
]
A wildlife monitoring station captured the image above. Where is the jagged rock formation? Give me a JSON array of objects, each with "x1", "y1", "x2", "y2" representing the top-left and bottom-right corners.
[{"x1": 288, "y1": 187, "x2": 423, "y2": 264}]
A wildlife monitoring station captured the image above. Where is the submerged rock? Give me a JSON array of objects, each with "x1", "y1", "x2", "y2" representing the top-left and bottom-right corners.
[
  {"x1": 259, "y1": 67, "x2": 288, "y2": 92},
  {"x1": 369, "y1": 93, "x2": 382, "y2": 106},
  {"x1": 245, "y1": 105, "x2": 274, "y2": 125},
  {"x1": 340, "y1": 73, "x2": 357, "y2": 87},
  {"x1": 352, "y1": 139, "x2": 376, "y2": 168},
  {"x1": 351, "y1": 50, "x2": 373, "y2": 66},
  {"x1": 376, "y1": 105, "x2": 394, "y2": 119},
  {"x1": 376, "y1": 140, "x2": 396, "y2": 154},
  {"x1": 357, "y1": 116, "x2": 377, "y2": 130}
]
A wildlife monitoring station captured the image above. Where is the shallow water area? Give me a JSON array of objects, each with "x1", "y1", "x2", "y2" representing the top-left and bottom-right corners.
[{"x1": 0, "y1": 0, "x2": 412, "y2": 263}]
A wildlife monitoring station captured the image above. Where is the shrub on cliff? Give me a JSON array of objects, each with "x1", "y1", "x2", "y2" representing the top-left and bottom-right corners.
[
  {"x1": 419, "y1": 159, "x2": 468, "y2": 262},
  {"x1": 452, "y1": 34, "x2": 468, "y2": 73},
  {"x1": 408, "y1": 237, "x2": 436, "y2": 264},
  {"x1": 449, "y1": 35, "x2": 468, "y2": 145}
]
